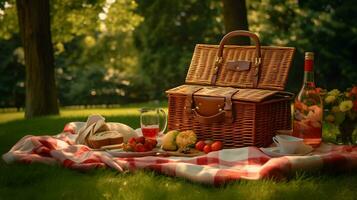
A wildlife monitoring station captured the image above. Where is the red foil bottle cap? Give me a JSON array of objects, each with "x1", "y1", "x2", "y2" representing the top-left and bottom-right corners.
[
  {"x1": 304, "y1": 60, "x2": 313, "y2": 72},
  {"x1": 304, "y1": 52, "x2": 314, "y2": 72}
]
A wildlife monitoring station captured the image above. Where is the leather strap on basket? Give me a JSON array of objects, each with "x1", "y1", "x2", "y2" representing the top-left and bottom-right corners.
[
  {"x1": 211, "y1": 30, "x2": 262, "y2": 88},
  {"x1": 193, "y1": 109, "x2": 225, "y2": 124},
  {"x1": 184, "y1": 87, "x2": 203, "y2": 114},
  {"x1": 222, "y1": 89, "x2": 238, "y2": 123},
  {"x1": 192, "y1": 89, "x2": 239, "y2": 124}
]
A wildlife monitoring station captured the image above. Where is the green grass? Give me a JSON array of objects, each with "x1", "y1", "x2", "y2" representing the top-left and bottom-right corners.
[{"x1": 1, "y1": 105, "x2": 357, "y2": 200}]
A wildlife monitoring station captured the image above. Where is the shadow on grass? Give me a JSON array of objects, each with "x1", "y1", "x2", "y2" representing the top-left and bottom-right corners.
[
  {"x1": 0, "y1": 162, "x2": 218, "y2": 200},
  {"x1": 2, "y1": 160, "x2": 357, "y2": 200}
]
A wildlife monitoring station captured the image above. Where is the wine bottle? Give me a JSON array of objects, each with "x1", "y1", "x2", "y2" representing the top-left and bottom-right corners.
[{"x1": 292, "y1": 52, "x2": 323, "y2": 146}]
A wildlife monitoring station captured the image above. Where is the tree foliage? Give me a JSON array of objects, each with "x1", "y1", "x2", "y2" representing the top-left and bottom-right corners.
[
  {"x1": 0, "y1": 37, "x2": 24, "y2": 109},
  {"x1": 248, "y1": 0, "x2": 357, "y2": 92},
  {"x1": 0, "y1": 0, "x2": 356, "y2": 107},
  {"x1": 133, "y1": 0, "x2": 223, "y2": 100},
  {"x1": 0, "y1": 0, "x2": 143, "y2": 106}
]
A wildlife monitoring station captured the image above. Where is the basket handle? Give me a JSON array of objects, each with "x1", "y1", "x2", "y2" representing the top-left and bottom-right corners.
[{"x1": 212, "y1": 30, "x2": 262, "y2": 88}]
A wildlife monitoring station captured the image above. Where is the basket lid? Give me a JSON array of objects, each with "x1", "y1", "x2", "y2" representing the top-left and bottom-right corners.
[
  {"x1": 185, "y1": 31, "x2": 295, "y2": 91},
  {"x1": 166, "y1": 85, "x2": 293, "y2": 102}
]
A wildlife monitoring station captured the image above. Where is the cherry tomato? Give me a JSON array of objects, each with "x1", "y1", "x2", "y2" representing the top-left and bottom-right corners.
[
  {"x1": 195, "y1": 140, "x2": 205, "y2": 151},
  {"x1": 203, "y1": 144, "x2": 212, "y2": 154},
  {"x1": 211, "y1": 141, "x2": 223, "y2": 151}
]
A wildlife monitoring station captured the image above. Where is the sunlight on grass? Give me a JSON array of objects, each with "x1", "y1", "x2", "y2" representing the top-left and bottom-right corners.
[
  {"x1": 0, "y1": 103, "x2": 168, "y2": 124},
  {"x1": 0, "y1": 112, "x2": 24, "y2": 124},
  {"x1": 60, "y1": 108, "x2": 141, "y2": 117},
  {"x1": 0, "y1": 108, "x2": 141, "y2": 124}
]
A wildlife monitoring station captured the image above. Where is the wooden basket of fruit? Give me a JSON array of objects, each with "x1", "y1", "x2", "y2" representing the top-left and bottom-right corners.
[{"x1": 166, "y1": 30, "x2": 295, "y2": 148}]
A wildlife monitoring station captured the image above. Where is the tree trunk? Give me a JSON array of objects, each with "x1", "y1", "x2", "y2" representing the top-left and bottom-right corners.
[
  {"x1": 16, "y1": 0, "x2": 59, "y2": 118},
  {"x1": 222, "y1": 0, "x2": 250, "y2": 45}
]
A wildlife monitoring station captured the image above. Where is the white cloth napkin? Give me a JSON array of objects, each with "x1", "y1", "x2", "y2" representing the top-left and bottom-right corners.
[
  {"x1": 75, "y1": 115, "x2": 138, "y2": 146},
  {"x1": 75, "y1": 115, "x2": 106, "y2": 145}
]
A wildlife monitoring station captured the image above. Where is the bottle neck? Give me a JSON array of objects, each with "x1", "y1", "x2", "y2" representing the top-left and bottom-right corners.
[
  {"x1": 303, "y1": 71, "x2": 315, "y2": 87},
  {"x1": 303, "y1": 59, "x2": 315, "y2": 88}
]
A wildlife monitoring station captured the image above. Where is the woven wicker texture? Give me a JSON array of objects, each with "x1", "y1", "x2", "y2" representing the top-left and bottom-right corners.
[
  {"x1": 167, "y1": 94, "x2": 292, "y2": 148},
  {"x1": 167, "y1": 31, "x2": 295, "y2": 148},
  {"x1": 185, "y1": 44, "x2": 295, "y2": 90},
  {"x1": 166, "y1": 85, "x2": 293, "y2": 102}
]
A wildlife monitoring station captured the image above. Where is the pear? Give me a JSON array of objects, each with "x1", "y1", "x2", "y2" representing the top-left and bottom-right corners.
[{"x1": 162, "y1": 130, "x2": 179, "y2": 151}]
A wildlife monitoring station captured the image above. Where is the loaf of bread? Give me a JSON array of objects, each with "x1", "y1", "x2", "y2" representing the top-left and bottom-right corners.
[
  {"x1": 76, "y1": 115, "x2": 138, "y2": 148},
  {"x1": 87, "y1": 130, "x2": 124, "y2": 149},
  {"x1": 105, "y1": 123, "x2": 138, "y2": 142}
]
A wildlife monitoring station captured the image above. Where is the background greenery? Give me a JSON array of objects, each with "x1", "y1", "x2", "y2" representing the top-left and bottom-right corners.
[{"x1": 0, "y1": 0, "x2": 356, "y2": 108}]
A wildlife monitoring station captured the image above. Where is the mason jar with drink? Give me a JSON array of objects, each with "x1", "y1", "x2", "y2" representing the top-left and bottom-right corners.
[{"x1": 140, "y1": 108, "x2": 167, "y2": 139}]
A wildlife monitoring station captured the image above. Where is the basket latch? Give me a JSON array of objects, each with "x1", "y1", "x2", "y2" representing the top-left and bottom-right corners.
[
  {"x1": 184, "y1": 87, "x2": 204, "y2": 114},
  {"x1": 191, "y1": 89, "x2": 239, "y2": 124}
]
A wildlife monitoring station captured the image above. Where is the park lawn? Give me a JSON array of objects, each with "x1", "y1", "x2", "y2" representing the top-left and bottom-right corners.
[{"x1": 0, "y1": 105, "x2": 357, "y2": 200}]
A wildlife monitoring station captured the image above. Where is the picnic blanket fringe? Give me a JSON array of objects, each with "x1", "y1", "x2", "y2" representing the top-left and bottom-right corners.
[{"x1": 2, "y1": 122, "x2": 357, "y2": 185}]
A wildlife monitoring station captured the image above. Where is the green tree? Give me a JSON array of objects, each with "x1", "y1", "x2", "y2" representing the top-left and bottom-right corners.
[
  {"x1": 52, "y1": 0, "x2": 143, "y2": 105},
  {"x1": 297, "y1": 0, "x2": 357, "y2": 90},
  {"x1": 16, "y1": 0, "x2": 59, "y2": 118},
  {"x1": 0, "y1": 0, "x2": 142, "y2": 107},
  {"x1": 133, "y1": 0, "x2": 223, "y2": 100},
  {"x1": 0, "y1": 38, "x2": 25, "y2": 110},
  {"x1": 222, "y1": 0, "x2": 249, "y2": 44},
  {"x1": 248, "y1": 0, "x2": 357, "y2": 92},
  {"x1": 1, "y1": 0, "x2": 356, "y2": 107}
]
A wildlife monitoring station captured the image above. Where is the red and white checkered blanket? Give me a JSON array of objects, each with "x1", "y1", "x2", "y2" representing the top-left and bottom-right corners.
[{"x1": 2, "y1": 122, "x2": 357, "y2": 185}]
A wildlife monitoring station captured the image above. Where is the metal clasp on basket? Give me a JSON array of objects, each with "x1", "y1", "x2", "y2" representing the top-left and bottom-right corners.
[
  {"x1": 215, "y1": 57, "x2": 223, "y2": 65},
  {"x1": 254, "y1": 57, "x2": 261, "y2": 66},
  {"x1": 215, "y1": 57, "x2": 223, "y2": 67}
]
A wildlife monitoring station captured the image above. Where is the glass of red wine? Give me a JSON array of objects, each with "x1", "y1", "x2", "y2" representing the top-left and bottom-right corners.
[{"x1": 140, "y1": 108, "x2": 167, "y2": 139}]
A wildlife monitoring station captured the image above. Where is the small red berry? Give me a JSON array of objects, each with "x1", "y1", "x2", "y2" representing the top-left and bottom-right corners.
[
  {"x1": 128, "y1": 137, "x2": 136, "y2": 145},
  {"x1": 146, "y1": 139, "x2": 158, "y2": 147},
  {"x1": 135, "y1": 143, "x2": 147, "y2": 152},
  {"x1": 136, "y1": 136, "x2": 145, "y2": 144},
  {"x1": 144, "y1": 141, "x2": 154, "y2": 150}
]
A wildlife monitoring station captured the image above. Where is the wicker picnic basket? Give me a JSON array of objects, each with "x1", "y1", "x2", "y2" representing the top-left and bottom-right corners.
[{"x1": 166, "y1": 30, "x2": 295, "y2": 148}]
